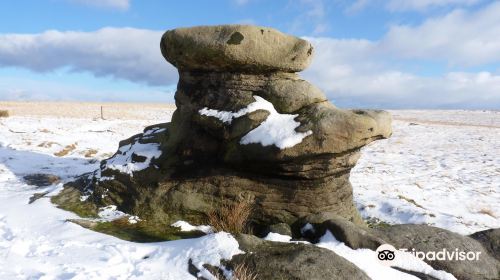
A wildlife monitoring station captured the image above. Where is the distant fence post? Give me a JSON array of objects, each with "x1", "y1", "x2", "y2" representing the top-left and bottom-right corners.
[{"x1": 101, "y1": 105, "x2": 104, "y2": 120}]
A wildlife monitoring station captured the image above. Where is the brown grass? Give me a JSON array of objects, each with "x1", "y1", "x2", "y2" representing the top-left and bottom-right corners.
[
  {"x1": 38, "y1": 141, "x2": 59, "y2": 148},
  {"x1": 0, "y1": 110, "x2": 9, "y2": 118},
  {"x1": 232, "y1": 263, "x2": 258, "y2": 280},
  {"x1": 0, "y1": 101, "x2": 174, "y2": 119},
  {"x1": 398, "y1": 194, "x2": 425, "y2": 209},
  {"x1": 212, "y1": 263, "x2": 258, "y2": 280},
  {"x1": 54, "y1": 143, "x2": 77, "y2": 157},
  {"x1": 478, "y1": 208, "x2": 496, "y2": 218},
  {"x1": 207, "y1": 200, "x2": 252, "y2": 234},
  {"x1": 84, "y1": 149, "x2": 98, "y2": 158}
]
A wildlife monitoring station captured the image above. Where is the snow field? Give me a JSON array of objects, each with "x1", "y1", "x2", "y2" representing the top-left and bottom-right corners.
[{"x1": 0, "y1": 107, "x2": 498, "y2": 279}]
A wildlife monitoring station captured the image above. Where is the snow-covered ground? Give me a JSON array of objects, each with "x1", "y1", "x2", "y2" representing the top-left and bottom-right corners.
[
  {"x1": 0, "y1": 106, "x2": 498, "y2": 279},
  {"x1": 352, "y1": 110, "x2": 500, "y2": 234}
]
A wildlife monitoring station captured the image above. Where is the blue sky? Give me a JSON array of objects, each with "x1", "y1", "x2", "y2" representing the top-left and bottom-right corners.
[{"x1": 0, "y1": 0, "x2": 499, "y2": 109}]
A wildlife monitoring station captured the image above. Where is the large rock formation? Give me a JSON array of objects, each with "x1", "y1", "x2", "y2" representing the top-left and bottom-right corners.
[{"x1": 53, "y1": 24, "x2": 392, "y2": 229}]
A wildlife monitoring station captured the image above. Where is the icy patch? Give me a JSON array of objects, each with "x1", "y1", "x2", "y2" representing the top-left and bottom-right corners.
[
  {"x1": 97, "y1": 205, "x2": 128, "y2": 221},
  {"x1": 99, "y1": 175, "x2": 115, "y2": 182},
  {"x1": 199, "y1": 95, "x2": 312, "y2": 149},
  {"x1": 97, "y1": 205, "x2": 141, "y2": 224},
  {"x1": 143, "y1": 127, "x2": 166, "y2": 136},
  {"x1": 264, "y1": 232, "x2": 292, "y2": 242},
  {"x1": 317, "y1": 231, "x2": 457, "y2": 280},
  {"x1": 103, "y1": 141, "x2": 162, "y2": 176},
  {"x1": 128, "y1": 215, "x2": 141, "y2": 224},
  {"x1": 171, "y1": 221, "x2": 213, "y2": 234}
]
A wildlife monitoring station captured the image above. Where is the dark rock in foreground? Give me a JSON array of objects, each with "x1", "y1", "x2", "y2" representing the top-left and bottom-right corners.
[
  {"x1": 296, "y1": 215, "x2": 500, "y2": 280},
  {"x1": 469, "y1": 228, "x2": 500, "y2": 261},
  {"x1": 373, "y1": 224, "x2": 499, "y2": 280},
  {"x1": 229, "y1": 234, "x2": 371, "y2": 280},
  {"x1": 23, "y1": 173, "x2": 60, "y2": 187}
]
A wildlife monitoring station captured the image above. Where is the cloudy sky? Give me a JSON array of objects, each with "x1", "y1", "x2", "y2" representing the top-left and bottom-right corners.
[{"x1": 0, "y1": 0, "x2": 499, "y2": 109}]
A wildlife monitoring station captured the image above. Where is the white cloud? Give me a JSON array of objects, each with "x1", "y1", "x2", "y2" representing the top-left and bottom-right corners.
[
  {"x1": 345, "y1": 0, "x2": 482, "y2": 13},
  {"x1": 345, "y1": 0, "x2": 372, "y2": 14},
  {"x1": 0, "y1": 27, "x2": 177, "y2": 86},
  {"x1": 289, "y1": 0, "x2": 329, "y2": 35},
  {"x1": 1, "y1": 2, "x2": 500, "y2": 108},
  {"x1": 302, "y1": 5, "x2": 500, "y2": 109},
  {"x1": 0, "y1": 75, "x2": 174, "y2": 102},
  {"x1": 381, "y1": 2, "x2": 500, "y2": 66},
  {"x1": 70, "y1": 0, "x2": 131, "y2": 10},
  {"x1": 386, "y1": 0, "x2": 481, "y2": 12},
  {"x1": 305, "y1": 59, "x2": 500, "y2": 109}
]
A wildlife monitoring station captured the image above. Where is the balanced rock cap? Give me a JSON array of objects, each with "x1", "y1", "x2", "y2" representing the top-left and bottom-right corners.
[{"x1": 161, "y1": 25, "x2": 314, "y2": 73}]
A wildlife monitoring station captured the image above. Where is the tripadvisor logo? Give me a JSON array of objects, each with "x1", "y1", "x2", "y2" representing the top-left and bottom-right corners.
[
  {"x1": 376, "y1": 244, "x2": 481, "y2": 266},
  {"x1": 376, "y1": 244, "x2": 398, "y2": 266}
]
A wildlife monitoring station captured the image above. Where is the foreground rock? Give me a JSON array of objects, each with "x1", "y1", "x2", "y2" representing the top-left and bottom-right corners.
[
  {"x1": 373, "y1": 225, "x2": 500, "y2": 280},
  {"x1": 469, "y1": 228, "x2": 500, "y2": 261},
  {"x1": 293, "y1": 215, "x2": 499, "y2": 280},
  {"x1": 52, "y1": 24, "x2": 391, "y2": 232},
  {"x1": 228, "y1": 234, "x2": 370, "y2": 280}
]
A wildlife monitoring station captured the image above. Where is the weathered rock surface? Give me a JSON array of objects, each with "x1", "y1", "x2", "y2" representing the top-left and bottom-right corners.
[
  {"x1": 52, "y1": 24, "x2": 392, "y2": 231},
  {"x1": 469, "y1": 228, "x2": 500, "y2": 261},
  {"x1": 229, "y1": 234, "x2": 371, "y2": 280},
  {"x1": 374, "y1": 224, "x2": 500, "y2": 280},
  {"x1": 161, "y1": 25, "x2": 313, "y2": 72},
  {"x1": 392, "y1": 268, "x2": 440, "y2": 280},
  {"x1": 294, "y1": 215, "x2": 500, "y2": 280}
]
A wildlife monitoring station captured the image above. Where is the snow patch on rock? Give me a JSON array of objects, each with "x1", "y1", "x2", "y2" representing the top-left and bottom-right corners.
[
  {"x1": 199, "y1": 95, "x2": 312, "y2": 149},
  {"x1": 264, "y1": 232, "x2": 292, "y2": 242},
  {"x1": 97, "y1": 205, "x2": 140, "y2": 224},
  {"x1": 103, "y1": 142, "x2": 162, "y2": 175},
  {"x1": 97, "y1": 205, "x2": 128, "y2": 221},
  {"x1": 171, "y1": 220, "x2": 213, "y2": 234}
]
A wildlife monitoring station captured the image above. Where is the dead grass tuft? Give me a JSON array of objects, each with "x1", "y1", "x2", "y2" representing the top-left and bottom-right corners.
[
  {"x1": 84, "y1": 149, "x2": 98, "y2": 158},
  {"x1": 38, "y1": 141, "x2": 59, "y2": 148},
  {"x1": 398, "y1": 194, "x2": 425, "y2": 209},
  {"x1": 54, "y1": 143, "x2": 77, "y2": 157},
  {"x1": 207, "y1": 200, "x2": 252, "y2": 234},
  {"x1": 0, "y1": 110, "x2": 9, "y2": 118},
  {"x1": 212, "y1": 262, "x2": 258, "y2": 280},
  {"x1": 232, "y1": 262, "x2": 258, "y2": 280},
  {"x1": 478, "y1": 208, "x2": 496, "y2": 218}
]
